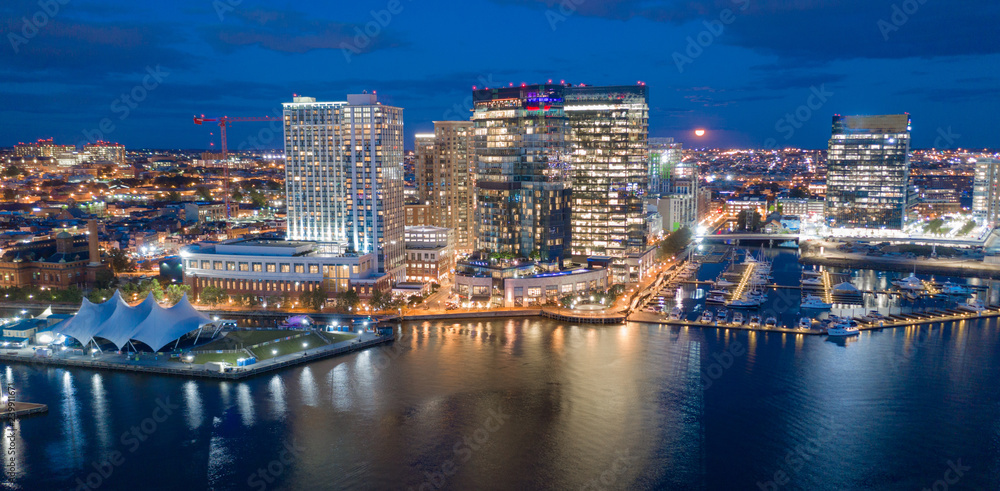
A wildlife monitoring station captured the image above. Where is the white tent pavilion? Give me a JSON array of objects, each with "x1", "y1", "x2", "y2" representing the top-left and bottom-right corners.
[{"x1": 54, "y1": 291, "x2": 218, "y2": 352}]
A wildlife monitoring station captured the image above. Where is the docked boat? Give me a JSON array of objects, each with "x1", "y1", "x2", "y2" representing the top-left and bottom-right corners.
[
  {"x1": 708, "y1": 289, "x2": 729, "y2": 296},
  {"x1": 714, "y1": 278, "x2": 737, "y2": 288},
  {"x1": 941, "y1": 282, "x2": 972, "y2": 296},
  {"x1": 700, "y1": 310, "x2": 714, "y2": 323},
  {"x1": 716, "y1": 309, "x2": 729, "y2": 323},
  {"x1": 893, "y1": 275, "x2": 925, "y2": 291},
  {"x1": 958, "y1": 299, "x2": 987, "y2": 312},
  {"x1": 732, "y1": 311, "x2": 744, "y2": 325},
  {"x1": 827, "y1": 320, "x2": 860, "y2": 337},
  {"x1": 748, "y1": 314, "x2": 761, "y2": 327},
  {"x1": 706, "y1": 294, "x2": 727, "y2": 305},
  {"x1": 800, "y1": 295, "x2": 833, "y2": 310},
  {"x1": 764, "y1": 316, "x2": 777, "y2": 327},
  {"x1": 668, "y1": 307, "x2": 683, "y2": 320},
  {"x1": 860, "y1": 311, "x2": 887, "y2": 323},
  {"x1": 729, "y1": 296, "x2": 764, "y2": 308},
  {"x1": 801, "y1": 277, "x2": 824, "y2": 286},
  {"x1": 798, "y1": 317, "x2": 813, "y2": 329}
]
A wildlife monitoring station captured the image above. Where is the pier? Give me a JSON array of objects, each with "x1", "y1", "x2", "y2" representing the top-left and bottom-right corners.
[{"x1": 2, "y1": 402, "x2": 48, "y2": 420}]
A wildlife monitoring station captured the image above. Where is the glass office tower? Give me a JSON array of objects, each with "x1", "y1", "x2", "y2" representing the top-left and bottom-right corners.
[
  {"x1": 565, "y1": 85, "x2": 649, "y2": 259},
  {"x1": 825, "y1": 114, "x2": 911, "y2": 230},
  {"x1": 472, "y1": 84, "x2": 572, "y2": 263}
]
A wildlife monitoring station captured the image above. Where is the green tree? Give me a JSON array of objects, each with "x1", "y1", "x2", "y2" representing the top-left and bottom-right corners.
[
  {"x1": 165, "y1": 191, "x2": 183, "y2": 202},
  {"x1": 164, "y1": 284, "x2": 191, "y2": 306},
  {"x1": 736, "y1": 210, "x2": 762, "y2": 232},
  {"x1": 199, "y1": 286, "x2": 227, "y2": 306},
  {"x1": 106, "y1": 248, "x2": 136, "y2": 274},
  {"x1": 195, "y1": 186, "x2": 213, "y2": 201},
  {"x1": 2, "y1": 189, "x2": 17, "y2": 201},
  {"x1": 301, "y1": 286, "x2": 328, "y2": 311},
  {"x1": 657, "y1": 226, "x2": 693, "y2": 260},
  {"x1": 248, "y1": 190, "x2": 268, "y2": 208},
  {"x1": 94, "y1": 268, "x2": 115, "y2": 289},
  {"x1": 336, "y1": 289, "x2": 361, "y2": 312},
  {"x1": 3, "y1": 166, "x2": 24, "y2": 178},
  {"x1": 231, "y1": 189, "x2": 244, "y2": 203}
]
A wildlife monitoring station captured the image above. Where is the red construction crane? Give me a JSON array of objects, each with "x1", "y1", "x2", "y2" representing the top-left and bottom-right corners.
[{"x1": 193, "y1": 115, "x2": 282, "y2": 223}]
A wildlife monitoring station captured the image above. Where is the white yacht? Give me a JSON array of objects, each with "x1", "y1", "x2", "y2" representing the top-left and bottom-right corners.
[
  {"x1": 893, "y1": 275, "x2": 925, "y2": 291},
  {"x1": 748, "y1": 314, "x2": 761, "y2": 327},
  {"x1": 764, "y1": 316, "x2": 777, "y2": 327},
  {"x1": 716, "y1": 309, "x2": 729, "y2": 323},
  {"x1": 732, "y1": 312, "x2": 744, "y2": 325},
  {"x1": 715, "y1": 278, "x2": 737, "y2": 288},
  {"x1": 800, "y1": 295, "x2": 833, "y2": 310},
  {"x1": 958, "y1": 299, "x2": 987, "y2": 312},
  {"x1": 668, "y1": 307, "x2": 683, "y2": 320},
  {"x1": 801, "y1": 277, "x2": 824, "y2": 286},
  {"x1": 827, "y1": 320, "x2": 860, "y2": 337},
  {"x1": 798, "y1": 317, "x2": 813, "y2": 329},
  {"x1": 941, "y1": 282, "x2": 972, "y2": 296},
  {"x1": 706, "y1": 294, "x2": 727, "y2": 305},
  {"x1": 700, "y1": 310, "x2": 714, "y2": 324}
]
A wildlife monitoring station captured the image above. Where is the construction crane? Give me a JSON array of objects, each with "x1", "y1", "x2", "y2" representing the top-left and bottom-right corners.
[{"x1": 193, "y1": 115, "x2": 282, "y2": 224}]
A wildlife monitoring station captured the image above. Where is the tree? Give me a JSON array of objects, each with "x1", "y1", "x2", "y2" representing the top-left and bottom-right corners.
[
  {"x1": 3, "y1": 166, "x2": 24, "y2": 178},
  {"x1": 789, "y1": 186, "x2": 809, "y2": 199},
  {"x1": 199, "y1": 286, "x2": 227, "y2": 306},
  {"x1": 94, "y1": 268, "x2": 115, "y2": 289},
  {"x1": 2, "y1": 189, "x2": 17, "y2": 201},
  {"x1": 106, "y1": 248, "x2": 136, "y2": 274},
  {"x1": 231, "y1": 189, "x2": 244, "y2": 203},
  {"x1": 301, "y1": 286, "x2": 328, "y2": 311},
  {"x1": 248, "y1": 190, "x2": 268, "y2": 208},
  {"x1": 164, "y1": 284, "x2": 191, "y2": 306},
  {"x1": 166, "y1": 191, "x2": 183, "y2": 202},
  {"x1": 336, "y1": 289, "x2": 360, "y2": 312},
  {"x1": 195, "y1": 186, "x2": 213, "y2": 201},
  {"x1": 657, "y1": 226, "x2": 693, "y2": 260}
]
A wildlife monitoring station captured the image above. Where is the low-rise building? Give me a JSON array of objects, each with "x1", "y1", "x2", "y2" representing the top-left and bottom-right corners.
[
  {"x1": 725, "y1": 197, "x2": 768, "y2": 219},
  {"x1": 404, "y1": 226, "x2": 454, "y2": 283},
  {"x1": 0, "y1": 222, "x2": 108, "y2": 290},
  {"x1": 454, "y1": 257, "x2": 609, "y2": 307},
  {"x1": 181, "y1": 239, "x2": 387, "y2": 303}
]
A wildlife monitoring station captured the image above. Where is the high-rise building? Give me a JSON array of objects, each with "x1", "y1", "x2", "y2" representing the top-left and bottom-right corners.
[
  {"x1": 566, "y1": 85, "x2": 649, "y2": 263},
  {"x1": 14, "y1": 138, "x2": 74, "y2": 159},
  {"x1": 412, "y1": 122, "x2": 476, "y2": 252},
  {"x1": 825, "y1": 114, "x2": 911, "y2": 230},
  {"x1": 973, "y1": 158, "x2": 1000, "y2": 228},
  {"x1": 472, "y1": 84, "x2": 572, "y2": 263},
  {"x1": 414, "y1": 133, "x2": 435, "y2": 203},
  {"x1": 283, "y1": 93, "x2": 405, "y2": 282},
  {"x1": 649, "y1": 137, "x2": 686, "y2": 198}
]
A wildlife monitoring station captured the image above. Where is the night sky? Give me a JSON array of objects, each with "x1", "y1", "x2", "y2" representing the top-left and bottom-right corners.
[{"x1": 2, "y1": 0, "x2": 997, "y2": 150}]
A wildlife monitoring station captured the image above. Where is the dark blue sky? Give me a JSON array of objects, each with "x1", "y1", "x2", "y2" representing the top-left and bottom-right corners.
[{"x1": 2, "y1": 0, "x2": 997, "y2": 150}]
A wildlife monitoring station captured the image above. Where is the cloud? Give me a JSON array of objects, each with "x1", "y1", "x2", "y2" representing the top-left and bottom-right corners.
[
  {"x1": 493, "y1": 0, "x2": 1000, "y2": 61},
  {"x1": 201, "y1": 8, "x2": 405, "y2": 55}
]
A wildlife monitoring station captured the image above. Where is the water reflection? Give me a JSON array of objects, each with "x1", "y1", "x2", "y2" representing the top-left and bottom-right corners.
[
  {"x1": 236, "y1": 384, "x2": 255, "y2": 427},
  {"x1": 90, "y1": 374, "x2": 111, "y2": 452},
  {"x1": 183, "y1": 381, "x2": 203, "y2": 430},
  {"x1": 299, "y1": 367, "x2": 319, "y2": 407},
  {"x1": 60, "y1": 371, "x2": 85, "y2": 471},
  {"x1": 267, "y1": 375, "x2": 287, "y2": 420}
]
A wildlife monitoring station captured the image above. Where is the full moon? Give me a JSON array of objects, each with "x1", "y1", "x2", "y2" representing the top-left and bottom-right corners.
[{"x1": 695, "y1": 129, "x2": 706, "y2": 137}]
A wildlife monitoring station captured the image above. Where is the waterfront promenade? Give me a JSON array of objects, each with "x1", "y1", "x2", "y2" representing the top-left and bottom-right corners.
[{"x1": 0, "y1": 332, "x2": 392, "y2": 380}]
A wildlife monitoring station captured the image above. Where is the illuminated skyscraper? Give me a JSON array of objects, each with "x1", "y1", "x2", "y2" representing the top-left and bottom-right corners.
[
  {"x1": 973, "y1": 158, "x2": 1000, "y2": 228},
  {"x1": 472, "y1": 84, "x2": 572, "y2": 262},
  {"x1": 649, "y1": 137, "x2": 686, "y2": 198},
  {"x1": 566, "y1": 85, "x2": 649, "y2": 261},
  {"x1": 283, "y1": 94, "x2": 405, "y2": 281},
  {"x1": 826, "y1": 114, "x2": 911, "y2": 230},
  {"x1": 412, "y1": 122, "x2": 476, "y2": 252}
]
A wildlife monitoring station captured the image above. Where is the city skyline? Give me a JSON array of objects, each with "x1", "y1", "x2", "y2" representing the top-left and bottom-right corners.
[{"x1": 1, "y1": 0, "x2": 998, "y2": 150}]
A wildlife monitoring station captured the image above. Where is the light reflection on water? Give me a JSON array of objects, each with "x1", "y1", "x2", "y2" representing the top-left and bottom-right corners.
[{"x1": 3, "y1": 315, "x2": 1000, "y2": 489}]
